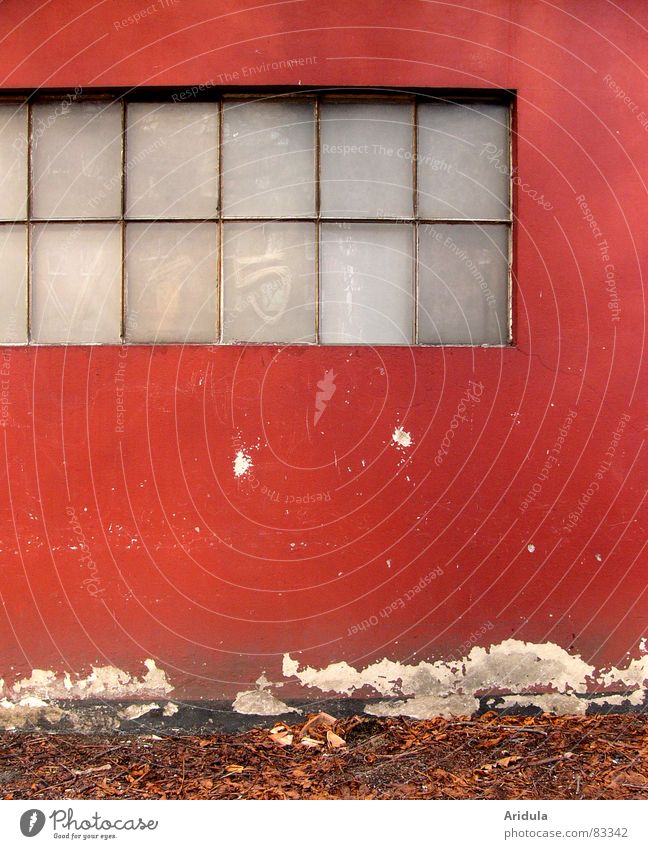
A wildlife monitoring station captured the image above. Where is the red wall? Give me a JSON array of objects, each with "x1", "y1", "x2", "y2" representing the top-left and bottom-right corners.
[{"x1": 0, "y1": 0, "x2": 645, "y2": 702}]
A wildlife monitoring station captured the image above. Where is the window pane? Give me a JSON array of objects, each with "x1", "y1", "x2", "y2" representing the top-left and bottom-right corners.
[
  {"x1": 0, "y1": 105, "x2": 28, "y2": 220},
  {"x1": 32, "y1": 101, "x2": 122, "y2": 219},
  {"x1": 320, "y1": 224, "x2": 414, "y2": 344},
  {"x1": 126, "y1": 103, "x2": 219, "y2": 219},
  {"x1": 417, "y1": 102, "x2": 510, "y2": 220},
  {"x1": 320, "y1": 103, "x2": 413, "y2": 219},
  {"x1": 418, "y1": 224, "x2": 509, "y2": 344},
  {"x1": 31, "y1": 223, "x2": 121, "y2": 343},
  {"x1": 222, "y1": 100, "x2": 315, "y2": 217},
  {"x1": 125, "y1": 223, "x2": 218, "y2": 343},
  {"x1": 222, "y1": 222, "x2": 316, "y2": 343},
  {"x1": 0, "y1": 225, "x2": 27, "y2": 343}
]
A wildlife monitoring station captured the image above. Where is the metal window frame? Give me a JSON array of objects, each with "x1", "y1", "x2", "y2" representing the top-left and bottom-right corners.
[{"x1": 0, "y1": 88, "x2": 514, "y2": 347}]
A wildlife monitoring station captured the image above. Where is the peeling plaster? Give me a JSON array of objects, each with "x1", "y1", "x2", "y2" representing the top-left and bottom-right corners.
[
  {"x1": 232, "y1": 689, "x2": 300, "y2": 716},
  {"x1": 283, "y1": 640, "x2": 648, "y2": 717},
  {"x1": 600, "y1": 655, "x2": 648, "y2": 690},
  {"x1": 495, "y1": 693, "x2": 588, "y2": 715},
  {"x1": 0, "y1": 698, "x2": 65, "y2": 730},
  {"x1": 590, "y1": 691, "x2": 646, "y2": 707},
  {"x1": 8, "y1": 659, "x2": 172, "y2": 700},
  {"x1": 367, "y1": 694, "x2": 478, "y2": 719},
  {"x1": 119, "y1": 703, "x2": 160, "y2": 721},
  {"x1": 1, "y1": 642, "x2": 647, "y2": 729}
]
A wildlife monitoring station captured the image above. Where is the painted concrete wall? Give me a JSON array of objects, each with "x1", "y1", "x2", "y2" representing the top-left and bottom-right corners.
[{"x1": 0, "y1": 0, "x2": 646, "y2": 722}]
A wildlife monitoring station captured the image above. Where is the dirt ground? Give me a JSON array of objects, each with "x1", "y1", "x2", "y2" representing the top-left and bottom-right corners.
[{"x1": 1, "y1": 712, "x2": 647, "y2": 800}]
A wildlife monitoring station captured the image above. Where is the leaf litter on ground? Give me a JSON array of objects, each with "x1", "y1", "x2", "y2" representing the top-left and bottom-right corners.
[{"x1": 1, "y1": 712, "x2": 647, "y2": 800}]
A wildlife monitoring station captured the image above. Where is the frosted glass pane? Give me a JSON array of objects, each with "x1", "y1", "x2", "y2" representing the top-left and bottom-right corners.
[
  {"x1": 126, "y1": 223, "x2": 218, "y2": 343},
  {"x1": 321, "y1": 224, "x2": 414, "y2": 344},
  {"x1": 32, "y1": 102, "x2": 122, "y2": 219},
  {"x1": 320, "y1": 103, "x2": 413, "y2": 218},
  {"x1": 222, "y1": 222, "x2": 316, "y2": 343},
  {"x1": 0, "y1": 105, "x2": 28, "y2": 220},
  {"x1": 126, "y1": 103, "x2": 219, "y2": 218},
  {"x1": 418, "y1": 224, "x2": 509, "y2": 344},
  {"x1": 222, "y1": 100, "x2": 315, "y2": 216},
  {"x1": 0, "y1": 226, "x2": 27, "y2": 343},
  {"x1": 418, "y1": 102, "x2": 510, "y2": 219},
  {"x1": 31, "y1": 224, "x2": 121, "y2": 343}
]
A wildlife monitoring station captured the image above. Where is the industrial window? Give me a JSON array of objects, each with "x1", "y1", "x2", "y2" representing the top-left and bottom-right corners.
[{"x1": 0, "y1": 93, "x2": 512, "y2": 346}]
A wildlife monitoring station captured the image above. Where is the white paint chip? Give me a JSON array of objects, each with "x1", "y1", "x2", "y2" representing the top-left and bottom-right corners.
[
  {"x1": 233, "y1": 450, "x2": 253, "y2": 477},
  {"x1": 392, "y1": 426, "x2": 412, "y2": 449},
  {"x1": 527, "y1": 543, "x2": 535, "y2": 553}
]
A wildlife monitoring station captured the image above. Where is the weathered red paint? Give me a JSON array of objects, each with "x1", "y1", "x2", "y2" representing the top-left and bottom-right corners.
[{"x1": 0, "y1": 0, "x2": 645, "y2": 700}]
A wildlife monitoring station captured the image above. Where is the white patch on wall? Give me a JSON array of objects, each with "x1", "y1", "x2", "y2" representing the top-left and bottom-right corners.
[
  {"x1": 282, "y1": 639, "x2": 648, "y2": 718},
  {"x1": 232, "y1": 689, "x2": 299, "y2": 716},
  {"x1": 233, "y1": 449, "x2": 253, "y2": 477},
  {"x1": 119, "y1": 702, "x2": 160, "y2": 721},
  {"x1": 8, "y1": 658, "x2": 172, "y2": 700},
  {"x1": 392, "y1": 426, "x2": 412, "y2": 449},
  {"x1": 232, "y1": 671, "x2": 300, "y2": 715}
]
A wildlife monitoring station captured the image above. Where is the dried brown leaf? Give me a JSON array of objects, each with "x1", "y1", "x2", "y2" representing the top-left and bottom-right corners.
[
  {"x1": 300, "y1": 712, "x2": 338, "y2": 737},
  {"x1": 326, "y1": 730, "x2": 346, "y2": 749},
  {"x1": 300, "y1": 737, "x2": 324, "y2": 748}
]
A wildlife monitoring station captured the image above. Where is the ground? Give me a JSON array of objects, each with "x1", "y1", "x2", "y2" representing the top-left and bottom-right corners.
[{"x1": 1, "y1": 713, "x2": 647, "y2": 800}]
